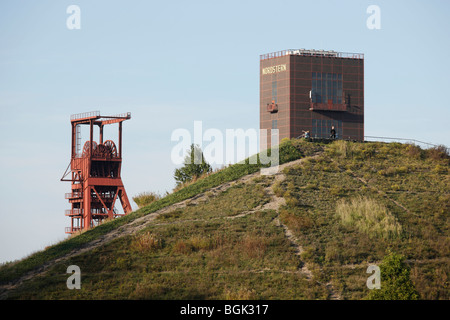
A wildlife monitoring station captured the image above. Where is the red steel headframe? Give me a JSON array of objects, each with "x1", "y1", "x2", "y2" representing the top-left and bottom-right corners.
[{"x1": 61, "y1": 111, "x2": 132, "y2": 234}]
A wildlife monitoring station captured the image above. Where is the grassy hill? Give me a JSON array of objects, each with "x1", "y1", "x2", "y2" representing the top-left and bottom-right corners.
[{"x1": 0, "y1": 139, "x2": 448, "y2": 300}]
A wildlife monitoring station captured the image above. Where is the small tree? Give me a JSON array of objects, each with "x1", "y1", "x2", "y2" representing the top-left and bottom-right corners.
[
  {"x1": 367, "y1": 251, "x2": 419, "y2": 300},
  {"x1": 174, "y1": 144, "x2": 212, "y2": 186}
]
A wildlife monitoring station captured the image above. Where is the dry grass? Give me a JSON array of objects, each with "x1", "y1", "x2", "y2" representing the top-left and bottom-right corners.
[
  {"x1": 223, "y1": 287, "x2": 257, "y2": 300},
  {"x1": 172, "y1": 235, "x2": 225, "y2": 254},
  {"x1": 132, "y1": 192, "x2": 161, "y2": 208},
  {"x1": 240, "y1": 235, "x2": 267, "y2": 258},
  {"x1": 328, "y1": 140, "x2": 358, "y2": 158},
  {"x1": 336, "y1": 196, "x2": 402, "y2": 239},
  {"x1": 131, "y1": 232, "x2": 164, "y2": 253}
]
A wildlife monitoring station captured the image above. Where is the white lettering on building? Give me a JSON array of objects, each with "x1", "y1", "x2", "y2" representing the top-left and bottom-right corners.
[{"x1": 262, "y1": 64, "x2": 287, "y2": 75}]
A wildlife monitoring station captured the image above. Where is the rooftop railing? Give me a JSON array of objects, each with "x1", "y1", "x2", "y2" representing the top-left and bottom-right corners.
[
  {"x1": 70, "y1": 111, "x2": 100, "y2": 121},
  {"x1": 260, "y1": 49, "x2": 364, "y2": 61}
]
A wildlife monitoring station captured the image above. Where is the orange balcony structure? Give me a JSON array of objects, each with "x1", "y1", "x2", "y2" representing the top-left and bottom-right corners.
[
  {"x1": 267, "y1": 101, "x2": 278, "y2": 113},
  {"x1": 61, "y1": 111, "x2": 132, "y2": 234}
]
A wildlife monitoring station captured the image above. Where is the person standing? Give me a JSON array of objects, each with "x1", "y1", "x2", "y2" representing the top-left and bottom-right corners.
[{"x1": 330, "y1": 126, "x2": 336, "y2": 139}]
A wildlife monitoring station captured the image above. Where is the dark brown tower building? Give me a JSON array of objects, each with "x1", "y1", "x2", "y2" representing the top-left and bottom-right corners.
[{"x1": 260, "y1": 49, "x2": 364, "y2": 143}]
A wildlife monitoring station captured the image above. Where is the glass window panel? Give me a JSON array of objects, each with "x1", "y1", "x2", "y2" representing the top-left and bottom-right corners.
[
  {"x1": 333, "y1": 73, "x2": 337, "y2": 80},
  {"x1": 337, "y1": 80, "x2": 342, "y2": 92},
  {"x1": 327, "y1": 81, "x2": 332, "y2": 101},
  {"x1": 312, "y1": 72, "x2": 316, "y2": 79}
]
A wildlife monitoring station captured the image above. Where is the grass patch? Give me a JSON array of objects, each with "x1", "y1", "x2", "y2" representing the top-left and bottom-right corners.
[
  {"x1": 336, "y1": 196, "x2": 402, "y2": 239},
  {"x1": 132, "y1": 192, "x2": 161, "y2": 208}
]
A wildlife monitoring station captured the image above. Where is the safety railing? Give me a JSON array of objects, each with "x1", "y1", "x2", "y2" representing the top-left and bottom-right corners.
[
  {"x1": 65, "y1": 226, "x2": 81, "y2": 234},
  {"x1": 364, "y1": 136, "x2": 448, "y2": 151},
  {"x1": 70, "y1": 111, "x2": 100, "y2": 121},
  {"x1": 65, "y1": 209, "x2": 83, "y2": 216},
  {"x1": 65, "y1": 192, "x2": 83, "y2": 199},
  {"x1": 309, "y1": 102, "x2": 347, "y2": 112},
  {"x1": 260, "y1": 49, "x2": 364, "y2": 61}
]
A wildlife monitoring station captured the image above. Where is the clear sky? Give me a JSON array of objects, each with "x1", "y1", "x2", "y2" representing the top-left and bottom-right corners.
[{"x1": 1, "y1": 0, "x2": 449, "y2": 263}]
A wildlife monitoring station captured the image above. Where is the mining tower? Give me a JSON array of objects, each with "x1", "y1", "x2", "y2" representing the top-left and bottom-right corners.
[{"x1": 61, "y1": 111, "x2": 132, "y2": 234}]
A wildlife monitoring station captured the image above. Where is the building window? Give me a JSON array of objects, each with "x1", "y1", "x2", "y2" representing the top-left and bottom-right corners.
[
  {"x1": 311, "y1": 119, "x2": 342, "y2": 139},
  {"x1": 272, "y1": 80, "x2": 278, "y2": 103},
  {"x1": 311, "y1": 72, "x2": 343, "y2": 104},
  {"x1": 272, "y1": 120, "x2": 278, "y2": 129}
]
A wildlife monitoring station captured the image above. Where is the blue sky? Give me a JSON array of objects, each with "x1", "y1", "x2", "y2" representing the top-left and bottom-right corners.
[{"x1": 0, "y1": 0, "x2": 449, "y2": 263}]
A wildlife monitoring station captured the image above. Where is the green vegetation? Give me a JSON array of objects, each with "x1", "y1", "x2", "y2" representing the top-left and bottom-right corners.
[
  {"x1": 277, "y1": 140, "x2": 449, "y2": 299},
  {"x1": 0, "y1": 138, "x2": 316, "y2": 285},
  {"x1": 174, "y1": 144, "x2": 212, "y2": 186},
  {"x1": 367, "y1": 251, "x2": 419, "y2": 300},
  {"x1": 132, "y1": 192, "x2": 161, "y2": 209},
  {"x1": 1, "y1": 139, "x2": 448, "y2": 300}
]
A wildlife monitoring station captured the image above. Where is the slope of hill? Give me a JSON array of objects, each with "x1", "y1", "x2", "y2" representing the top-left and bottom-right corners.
[{"x1": 0, "y1": 139, "x2": 448, "y2": 300}]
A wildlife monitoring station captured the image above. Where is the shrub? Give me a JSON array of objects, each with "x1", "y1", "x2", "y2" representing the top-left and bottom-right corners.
[
  {"x1": 131, "y1": 232, "x2": 164, "y2": 253},
  {"x1": 367, "y1": 251, "x2": 419, "y2": 300},
  {"x1": 133, "y1": 192, "x2": 161, "y2": 208},
  {"x1": 174, "y1": 144, "x2": 212, "y2": 186},
  {"x1": 284, "y1": 190, "x2": 300, "y2": 207},
  {"x1": 279, "y1": 209, "x2": 313, "y2": 233},
  {"x1": 172, "y1": 235, "x2": 224, "y2": 254},
  {"x1": 405, "y1": 144, "x2": 423, "y2": 159},
  {"x1": 173, "y1": 240, "x2": 192, "y2": 254},
  {"x1": 272, "y1": 179, "x2": 285, "y2": 197},
  {"x1": 426, "y1": 145, "x2": 450, "y2": 161},
  {"x1": 240, "y1": 235, "x2": 267, "y2": 258},
  {"x1": 278, "y1": 139, "x2": 303, "y2": 164}
]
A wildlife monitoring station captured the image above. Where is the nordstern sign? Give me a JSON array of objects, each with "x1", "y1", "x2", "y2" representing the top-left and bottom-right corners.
[{"x1": 262, "y1": 64, "x2": 287, "y2": 75}]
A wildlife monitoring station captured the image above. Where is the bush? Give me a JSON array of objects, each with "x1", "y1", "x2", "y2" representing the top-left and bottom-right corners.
[
  {"x1": 426, "y1": 145, "x2": 450, "y2": 161},
  {"x1": 271, "y1": 179, "x2": 285, "y2": 197},
  {"x1": 131, "y1": 232, "x2": 164, "y2": 252},
  {"x1": 367, "y1": 251, "x2": 419, "y2": 300},
  {"x1": 278, "y1": 139, "x2": 303, "y2": 164},
  {"x1": 133, "y1": 192, "x2": 161, "y2": 208},
  {"x1": 174, "y1": 144, "x2": 212, "y2": 186},
  {"x1": 405, "y1": 144, "x2": 424, "y2": 159}
]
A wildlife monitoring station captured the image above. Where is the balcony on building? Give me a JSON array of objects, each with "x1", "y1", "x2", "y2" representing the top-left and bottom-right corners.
[
  {"x1": 310, "y1": 100, "x2": 347, "y2": 112},
  {"x1": 267, "y1": 101, "x2": 278, "y2": 113}
]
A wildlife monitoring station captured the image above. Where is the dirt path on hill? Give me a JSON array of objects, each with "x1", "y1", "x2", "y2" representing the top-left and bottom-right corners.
[
  {"x1": 1, "y1": 155, "x2": 339, "y2": 300},
  {"x1": 0, "y1": 169, "x2": 265, "y2": 299}
]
